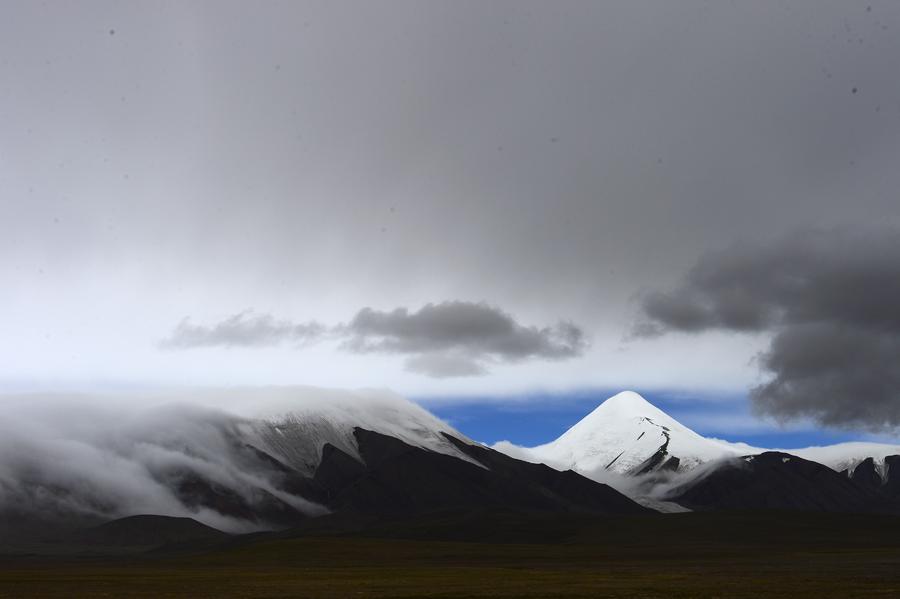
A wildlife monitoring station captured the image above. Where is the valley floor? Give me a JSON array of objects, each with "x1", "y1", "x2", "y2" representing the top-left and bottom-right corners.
[{"x1": 3, "y1": 512, "x2": 900, "y2": 598}]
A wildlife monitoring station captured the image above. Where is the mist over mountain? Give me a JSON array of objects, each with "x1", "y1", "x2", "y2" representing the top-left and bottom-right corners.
[
  {"x1": 0, "y1": 387, "x2": 649, "y2": 536},
  {"x1": 4, "y1": 386, "x2": 900, "y2": 543}
]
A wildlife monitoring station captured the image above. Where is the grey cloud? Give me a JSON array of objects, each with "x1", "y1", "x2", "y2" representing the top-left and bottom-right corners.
[
  {"x1": 161, "y1": 311, "x2": 326, "y2": 349},
  {"x1": 751, "y1": 323, "x2": 900, "y2": 429},
  {"x1": 343, "y1": 302, "x2": 587, "y2": 360},
  {"x1": 636, "y1": 228, "x2": 900, "y2": 430},
  {"x1": 162, "y1": 301, "x2": 588, "y2": 378}
]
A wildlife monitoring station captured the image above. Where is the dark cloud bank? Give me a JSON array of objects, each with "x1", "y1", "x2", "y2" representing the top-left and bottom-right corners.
[
  {"x1": 162, "y1": 302, "x2": 588, "y2": 379},
  {"x1": 637, "y1": 228, "x2": 900, "y2": 431}
]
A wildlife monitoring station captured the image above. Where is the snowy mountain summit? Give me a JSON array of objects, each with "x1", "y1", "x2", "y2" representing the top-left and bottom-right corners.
[
  {"x1": 494, "y1": 391, "x2": 756, "y2": 477},
  {"x1": 493, "y1": 391, "x2": 900, "y2": 480}
]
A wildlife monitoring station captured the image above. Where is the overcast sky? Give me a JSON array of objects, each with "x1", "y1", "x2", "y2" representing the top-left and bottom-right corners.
[{"x1": 3, "y1": 2, "x2": 900, "y2": 432}]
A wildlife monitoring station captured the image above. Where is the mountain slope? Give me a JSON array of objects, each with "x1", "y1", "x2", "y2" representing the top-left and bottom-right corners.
[
  {"x1": 665, "y1": 452, "x2": 897, "y2": 513},
  {"x1": 308, "y1": 428, "x2": 647, "y2": 516},
  {"x1": 71, "y1": 515, "x2": 229, "y2": 548}
]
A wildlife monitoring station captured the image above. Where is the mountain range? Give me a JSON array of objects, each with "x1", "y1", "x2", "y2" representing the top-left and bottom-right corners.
[
  {"x1": 494, "y1": 391, "x2": 900, "y2": 512},
  {"x1": 494, "y1": 391, "x2": 900, "y2": 477},
  {"x1": 3, "y1": 388, "x2": 900, "y2": 545}
]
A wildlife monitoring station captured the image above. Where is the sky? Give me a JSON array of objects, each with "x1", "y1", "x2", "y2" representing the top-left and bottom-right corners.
[{"x1": 3, "y1": 1, "x2": 900, "y2": 445}]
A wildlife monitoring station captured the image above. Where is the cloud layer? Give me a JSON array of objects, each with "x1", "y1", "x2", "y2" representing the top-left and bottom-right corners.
[
  {"x1": 5, "y1": 3, "x2": 900, "y2": 395},
  {"x1": 636, "y1": 228, "x2": 900, "y2": 430},
  {"x1": 162, "y1": 301, "x2": 588, "y2": 378}
]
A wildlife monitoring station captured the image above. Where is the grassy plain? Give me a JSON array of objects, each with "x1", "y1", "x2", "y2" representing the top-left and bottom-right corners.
[{"x1": 2, "y1": 511, "x2": 900, "y2": 598}]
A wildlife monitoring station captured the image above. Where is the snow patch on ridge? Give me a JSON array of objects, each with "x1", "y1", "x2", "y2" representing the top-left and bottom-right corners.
[
  {"x1": 209, "y1": 386, "x2": 483, "y2": 475},
  {"x1": 788, "y1": 442, "x2": 900, "y2": 475}
]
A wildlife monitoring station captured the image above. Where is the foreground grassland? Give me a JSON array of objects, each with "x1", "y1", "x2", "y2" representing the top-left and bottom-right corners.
[{"x1": 2, "y1": 512, "x2": 900, "y2": 598}]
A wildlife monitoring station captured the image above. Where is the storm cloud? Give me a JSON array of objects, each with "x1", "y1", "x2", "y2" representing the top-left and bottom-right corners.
[
  {"x1": 163, "y1": 301, "x2": 588, "y2": 378},
  {"x1": 636, "y1": 228, "x2": 900, "y2": 430}
]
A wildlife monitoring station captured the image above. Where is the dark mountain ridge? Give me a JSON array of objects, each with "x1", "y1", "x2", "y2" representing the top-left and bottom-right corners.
[{"x1": 666, "y1": 451, "x2": 900, "y2": 513}]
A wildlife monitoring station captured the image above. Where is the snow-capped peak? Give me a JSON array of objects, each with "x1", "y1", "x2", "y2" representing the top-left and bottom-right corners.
[
  {"x1": 493, "y1": 391, "x2": 756, "y2": 477},
  {"x1": 556, "y1": 391, "x2": 687, "y2": 442},
  {"x1": 584, "y1": 390, "x2": 657, "y2": 412},
  {"x1": 492, "y1": 390, "x2": 900, "y2": 490}
]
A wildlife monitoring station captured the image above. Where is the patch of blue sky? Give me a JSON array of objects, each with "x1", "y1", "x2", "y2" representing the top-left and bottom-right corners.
[{"x1": 420, "y1": 389, "x2": 888, "y2": 449}]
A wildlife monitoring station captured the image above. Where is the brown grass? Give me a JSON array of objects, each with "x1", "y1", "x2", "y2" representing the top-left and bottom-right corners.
[{"x1": 3, "y1": 512, "x2": 900, "y2": 598}]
